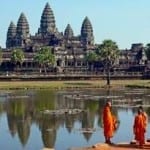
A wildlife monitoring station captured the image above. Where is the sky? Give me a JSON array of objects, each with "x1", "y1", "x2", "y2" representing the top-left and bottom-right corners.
[{"x1": 1, "y1": 0, "x2": 150, "y2": 49}]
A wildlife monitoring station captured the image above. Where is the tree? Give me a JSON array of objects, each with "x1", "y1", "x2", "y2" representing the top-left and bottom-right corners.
[
  {"x1": 97, "y1": 40, "x2": 119, "y2": 86},
  {"x1": 85, "y1": 51, "x2": 97, "y2": 71},
  {"x1": 11, "y1": 49, "x2": 24, "y2": 70},
  {"x1": 0, "y1": 48, "x2": 3, "y2": 66},
  {"x1": 34, "y1": 46, "x2": 55, "y2": 73},
  {"x1": 145, "y1": 43, "x2": 150, "y2": 60}
]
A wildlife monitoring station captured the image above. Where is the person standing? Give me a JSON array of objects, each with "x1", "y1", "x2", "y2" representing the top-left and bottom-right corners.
[
  {"x1": 103, "y1": 100, "x2": 117, "y2": 144},
  {"x1": 138, "y1": 106, "x2": 148, "y2": 129},
  {"x1": 133, "y1": 107, "x2": 147, "y2": 148}
]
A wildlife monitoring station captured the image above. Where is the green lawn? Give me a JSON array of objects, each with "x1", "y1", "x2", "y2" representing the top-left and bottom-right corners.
[{"x1": 0, "y1": 79, "x2": 149, "y2": 90}]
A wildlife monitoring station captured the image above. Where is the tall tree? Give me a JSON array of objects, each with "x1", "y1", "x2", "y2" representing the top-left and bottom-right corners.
[
  {"x1": 145, "y1": 43, "x2": 150, "y2": 60},
  {"x1": 11, "y1": 49, "x2": 24, "y2": 70},
  {"x1": 97, "y1": 40, "x2": 119, "y2": 86},
  {"x1": 34, "y1": 46, "x2": 55, "y2": 73}
]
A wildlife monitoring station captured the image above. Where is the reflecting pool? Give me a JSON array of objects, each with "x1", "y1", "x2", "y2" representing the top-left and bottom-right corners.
[{"x1": 0, "y1": 88, "x2": 150, "y2": 150}]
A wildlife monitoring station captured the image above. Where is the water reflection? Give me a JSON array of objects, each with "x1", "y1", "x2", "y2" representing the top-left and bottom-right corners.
[{"x1": 0, "y1": 89, "x2": 149, "y2": 149}]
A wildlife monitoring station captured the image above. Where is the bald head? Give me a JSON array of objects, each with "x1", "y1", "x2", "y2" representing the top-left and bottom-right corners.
[{"x1": 106, "y1": 101, "x2": 111, "y2": 107}]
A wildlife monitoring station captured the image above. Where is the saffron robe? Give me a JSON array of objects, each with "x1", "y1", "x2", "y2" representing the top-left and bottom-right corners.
[
  {"x1": 103, "y1": 105, "x2": 116, "y2": 138},
  {"x1": 142, "y1": 112, "x2": 148, "y2": 128},
  {"x1": 133, "y1": 113, "x2": 146, "y2": 145}
]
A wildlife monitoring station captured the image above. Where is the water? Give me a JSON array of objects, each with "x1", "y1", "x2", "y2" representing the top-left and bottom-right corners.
[{"x1": 0, "y1": 88, "x2": 150, "y2": 150}]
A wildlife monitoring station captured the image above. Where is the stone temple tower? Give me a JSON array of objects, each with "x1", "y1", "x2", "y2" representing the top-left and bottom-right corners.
[
  {"x1": 38, "y1": 2, "x2": 56, "y2": 35},
  {"x1": 81, "y1": 16, "x2": 94, "y2": 46},
  {"x1": 15, "y1": 12, "x2": 30, "y2": 47},
  {"x1": 6, "y1": 21, "x2": 16, "y2": 48},
  {"x1": 64, "y1": 24, "x2": 74, "y2": 39}
]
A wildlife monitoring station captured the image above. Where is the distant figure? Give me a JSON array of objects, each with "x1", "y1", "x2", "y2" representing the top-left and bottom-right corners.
[
  {"x1": 103, "y1": 100, "x2": 117, "y2": 144},
  {"x1": 133, "y1": 106, "x2": 147, "y2": 148}
]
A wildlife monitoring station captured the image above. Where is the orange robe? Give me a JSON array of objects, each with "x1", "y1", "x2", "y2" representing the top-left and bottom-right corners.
[
  {"x1": 142, "y1": 112, "x2": 148, "y2": 128},
  {"x1": 103, "y1": 106, "x2": 116, "y2": 138},
  {"x1": 133, "y1": 113, "x2": 146, "y2": 145}
]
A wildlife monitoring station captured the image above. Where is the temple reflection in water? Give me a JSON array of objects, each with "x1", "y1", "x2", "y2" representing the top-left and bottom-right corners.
[{"x1": 0, "y1": 89, "x2": 149, "y2": 149}]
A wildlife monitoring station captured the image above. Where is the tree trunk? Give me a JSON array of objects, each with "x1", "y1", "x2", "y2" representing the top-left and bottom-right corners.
[
  {"x1": 39, "y1": 68, "x2": 41, "y2": 73},
  {"x1": 44, "y1": 65, "x2": 47, "y2": 74},
  {"x1": 106, "y1": 68, "x2": 110, "y2": 86},
  {"x1": 89, "y1": 62, "x2": 93, "y2": 71}
]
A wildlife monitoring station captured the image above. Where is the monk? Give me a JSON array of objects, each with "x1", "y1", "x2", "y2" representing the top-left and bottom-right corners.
[
  {"x1": 133, "y1": 107, "x2": 147, "y2": 148},
  {"x1": 139, "y1": 106, "x2": 148, "y2": 128},
  {"x1": 103, "y1": 101, "x2": 117, "y2": 144}
]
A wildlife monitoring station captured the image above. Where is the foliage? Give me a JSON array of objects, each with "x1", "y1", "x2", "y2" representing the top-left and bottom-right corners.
[
  {"x1": 85, "y1": 51, "x2": 98, "y2": 71},
  {"x1": 11, "y1": 49, "x2": 24, "y2": 65},
  {"x1": 97, "y1": 39, "x2": 119, "y2": 67},
  {"x1": 97, "y1": 39, "x2": 119, "y2": 85},
  {"x1": 85, "y1": 51, "x2": 98, "y2": 62},
  {"x1": 34, "y1": 46, "x2": 55, "y2": 73},
  {"x1": 145, "y1": 43, "x2": 150, "y2": 60}
]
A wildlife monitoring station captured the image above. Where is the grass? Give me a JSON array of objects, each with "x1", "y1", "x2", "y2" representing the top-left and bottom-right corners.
[{"x1": 0, "y1": 79, "x2": 149, "y2": 90}]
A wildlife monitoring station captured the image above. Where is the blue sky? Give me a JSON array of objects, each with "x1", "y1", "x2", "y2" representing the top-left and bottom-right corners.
[{"x1": 1, "y1": 0, "x2": 150, "y2": 49}]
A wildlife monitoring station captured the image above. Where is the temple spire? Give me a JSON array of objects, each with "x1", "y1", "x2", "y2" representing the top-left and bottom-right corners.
[
  {"x1": 16, "y1": 12, "x2": 30, "y2": 38},
  {"x1": 81, "y1": 16, "x2": 94, "y2": 46},
  {"x1": 6, "y1": 21, "x2": 16, "y2": 48},
  {"x1": 64, "y1": 24, "x2": 74, "y2": 39},
  {"x1": 39, "y1": 2, "x2": 56, "y2": 35}
]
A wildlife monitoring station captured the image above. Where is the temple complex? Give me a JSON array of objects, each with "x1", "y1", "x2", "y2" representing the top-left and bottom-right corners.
[
  {"x1": 0, "y1": 2, "x2": 149, "y2": 75},
  {"x1": 6, "y1": 3, "x2": 94, "y2": 49}
]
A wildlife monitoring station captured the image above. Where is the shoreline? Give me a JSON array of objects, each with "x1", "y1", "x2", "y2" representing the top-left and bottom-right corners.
[
  {"x1": 69, "y1": 141, "x2": 150, "y2": 150},
  {"x1": 0, "y1": 79, "x2": 149, "y2": 90}
]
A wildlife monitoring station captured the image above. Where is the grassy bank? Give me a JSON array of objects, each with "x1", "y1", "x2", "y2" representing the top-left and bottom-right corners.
[{"x1": 0, "y1": 79, "x2": 149, "y2": 90}]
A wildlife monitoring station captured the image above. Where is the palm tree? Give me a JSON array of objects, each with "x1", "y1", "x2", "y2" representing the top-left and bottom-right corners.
[
  {"x1": 11, "y1": 49, "x2": 24, "y2": 71},
  {"x1": 85, "y1": 51, "x2": 97, "y2": 71},
  {"x1": 97, "y1": 40, "x2": 119, "y2": 86},
  {"x1": 34, "y1": 46, "x2": 55, "y2": 74},
  {"x1": 145, "y1": 43, "x2": 150, "y2": 60},
  {"x1": 0, "y1": 48, "x2": 3, "y2": 67}
]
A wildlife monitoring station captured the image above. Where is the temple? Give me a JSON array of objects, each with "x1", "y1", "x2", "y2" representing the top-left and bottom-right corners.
[
  {"x1": 6, "y1": 3, "x2": 94, "y2": 49},
  {"x1": 0, "y1": 2, "x2": 149, "y2": 75}
]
